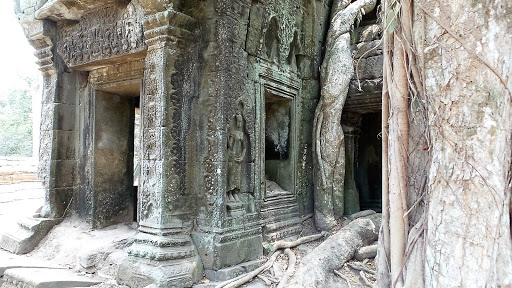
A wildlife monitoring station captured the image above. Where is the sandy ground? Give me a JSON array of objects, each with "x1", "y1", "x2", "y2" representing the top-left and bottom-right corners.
[{"x1": 0, "y1": 182, "x2": 377, "y2": 288}]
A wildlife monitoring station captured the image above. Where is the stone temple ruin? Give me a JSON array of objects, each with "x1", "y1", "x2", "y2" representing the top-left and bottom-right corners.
[{"x1": 1, "y1": 0, "x2": 383, "y2": 286}]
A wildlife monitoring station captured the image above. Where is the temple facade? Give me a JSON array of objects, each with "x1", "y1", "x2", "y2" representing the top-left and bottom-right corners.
[{"x1": 3, "y1": 0, "x2": 383, "y2": 286}]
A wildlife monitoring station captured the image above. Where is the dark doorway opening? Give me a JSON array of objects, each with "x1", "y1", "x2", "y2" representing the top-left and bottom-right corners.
[{"x1": 356, "y1": 112, "x2": 382, "y2": 212}]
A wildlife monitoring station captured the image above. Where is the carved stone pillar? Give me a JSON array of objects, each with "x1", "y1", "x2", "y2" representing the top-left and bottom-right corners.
[
  {"x1": 342, "y1": 112, "x2": 362, "y2": 215},
  {"x1": 23, "y1": 20, "x2": 75, "y2": 219},
  {"x1": 117, "y1": 9, "x2": 203, "y2": 288}
]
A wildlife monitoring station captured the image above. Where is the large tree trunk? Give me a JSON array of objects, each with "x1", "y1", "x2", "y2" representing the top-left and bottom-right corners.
[
  {"x1": 379, "y1": 0, "x2": 512, "y2": 287},
  {"x1": 313, "y1": 0, "x2": 377, "y2": 231}
]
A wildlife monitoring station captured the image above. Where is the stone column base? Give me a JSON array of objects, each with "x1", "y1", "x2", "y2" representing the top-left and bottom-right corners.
[
  {"x1": 118, "y1": 255, "x2": 203, "y2": 288},
  {"x1": 117, "y1": 233, "x2": 203, "y2": 288}
]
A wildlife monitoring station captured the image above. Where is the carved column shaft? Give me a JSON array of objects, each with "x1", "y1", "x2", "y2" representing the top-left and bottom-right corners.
[
  {"x1": 119, "y1": 9, "x2": 203, "y2": 288},
  {"x1": 138, "y1": 13, "x2": 194, "y2": 231}
]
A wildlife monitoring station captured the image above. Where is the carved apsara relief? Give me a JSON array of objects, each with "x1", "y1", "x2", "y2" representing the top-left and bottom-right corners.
[{"x1": 226, "y1": 101, "x2": 248, "y2": 202}]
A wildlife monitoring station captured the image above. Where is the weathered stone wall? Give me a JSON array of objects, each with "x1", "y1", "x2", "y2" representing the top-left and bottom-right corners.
[{"x1": 11, "y1": 0, "x2": 385, "y2": 285}]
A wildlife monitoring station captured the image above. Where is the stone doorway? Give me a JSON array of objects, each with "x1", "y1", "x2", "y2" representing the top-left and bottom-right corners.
[
  {"x1": 356, "y1": 112, "x2": 382, "y2": 212},
  {"x1": 80, "y1": 60, "x2": 144, "y2": 229},
  {"x1": 89, "y1": 91, "x2": 138, "y2": 228}
]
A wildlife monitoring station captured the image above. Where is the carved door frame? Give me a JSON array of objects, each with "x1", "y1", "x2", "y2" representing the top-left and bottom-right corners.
[{"x1": 256, "y1": 63, "x2": 301, "y2": 199}]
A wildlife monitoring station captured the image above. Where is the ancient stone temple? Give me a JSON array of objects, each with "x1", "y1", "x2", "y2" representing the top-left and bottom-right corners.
[{"x1": 1, "y1": 0, "x2": 383, "y2": 287}]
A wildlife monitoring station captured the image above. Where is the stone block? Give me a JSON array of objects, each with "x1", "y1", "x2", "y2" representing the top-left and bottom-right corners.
[
  {"x1": 299, "y1": 120, "x2": 314, "y2": 144},
  {"x1": 51, "y1": 160, "x2": 77, "y2": 188},
  {"x1": 245, "y1": 5, "x2": 265, "y2": 57},
  {"x1": 351, "y1": 39, "x2": 382, "y2": 59},
  {"x1": 354, "y1": 55, "x2": 383, "y2": 80},
  {"x1": 54, "y1": 103, "x2": 77, "y2": 131},
  {"x1": 59, "y1": 72, "x2": 79, "y2": 105},
  {"x1": 192, "y1": 231, "x2": 263, "y2": 271},
  {"x1": 300, "y1": 99, "x2": 318, "y2": 122},
  {"x1": 53, "y1": 131, "x2": 78, "y2": 160},
  {"x1": 2, "y1": 267, "x2": 101, "y2": 288},
  {"x1": 0, "y1": 254, "x2": 64, "y2": 277},
  {"x1": 296, "y1": 55, "x2": 315, "y2": 79},
  {"x1": 204, "y1": 258, "x2": 266, "y2": 282},
  {"x1": 43, "y1": 188, "x2": 73, "y2": 218},
  {"x1": 0, "y1": 217, "x2": 61, "y2": 254},
  {"x1": 353, "y1": 24, "x2": 382, "y2": 44},
  {"x1": 300, "y1": 79, "x2": 320, "y2": 100}
]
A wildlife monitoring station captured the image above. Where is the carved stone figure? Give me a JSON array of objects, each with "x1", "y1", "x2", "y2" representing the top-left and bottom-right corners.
[
  {"x1": 313, "y1": 0, "x2": 377, "y2": 231},
  {"x1": 227, "y1": 102, "x2": 247, "y2": 202}
]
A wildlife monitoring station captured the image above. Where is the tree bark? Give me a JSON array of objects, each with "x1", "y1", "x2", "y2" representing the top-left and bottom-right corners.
[{"x1": 379, "y1": 0, "x2": 512, "y2": 287}]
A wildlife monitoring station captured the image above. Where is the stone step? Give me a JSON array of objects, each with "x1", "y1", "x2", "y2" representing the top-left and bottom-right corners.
[
  {"x1": 0, "y1": 218, "x2": 61, "y2": 254},
  {"x1": 261, "y1": 205, "x2": 299, "y2": 219},
  {"x1": 264, "y1": 191, "x2": 294, "y2": 199},
  {"x1": 264, "y1": 217, "x2": 302, "y2": 233},
  {"x1": 264, "y1": 224, "x2": 302, "y2": 242},
  {"x1": 261, "y1": 202, "x2": 297, "y2": 213},
  {"x1": 0, "y1": 253, "x2": 65, "y2": 277},
  {"x1": 17, "y1": 217, "x2": 45, "y2": 232},
  {"x1": 2, "y1": 267, "x2": 102, "y2": 288},
  {"x1": 263, "y1": 193, "x2": 295, "y2": 202}
]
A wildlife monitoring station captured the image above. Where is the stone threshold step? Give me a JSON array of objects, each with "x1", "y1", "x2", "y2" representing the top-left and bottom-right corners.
[{"x1": 2, "y1": 267, "x2": 102, "y2": 288}]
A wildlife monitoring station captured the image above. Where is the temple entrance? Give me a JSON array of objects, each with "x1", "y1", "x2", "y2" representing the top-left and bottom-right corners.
[{"x1": 89, "y1": 91, "x2": 139, "y2": 228}]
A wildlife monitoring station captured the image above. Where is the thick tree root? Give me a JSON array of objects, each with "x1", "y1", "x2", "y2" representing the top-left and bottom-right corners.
[
  {"x1": 257, "y1": 275, "x2": 271, "y2": 285},
  {"x1": 276, "y1": 248, "x2": 296, "y2": 288},
  {"x1": 347, "y1": 262, "x2": 376, "y2": 275},
  {"x1": 216, "y1": 251, "x2": 281, "y2": 288},
  {"x1": 269, "y1": 231, "x2": 327, "y2": 251},
  {"x1": 286, "y1": 214, "x2": 381, "y2": 288},
  {"x1": 334, "y1": 270, "x2": 353, "y2": 288},
  {"x1": 359, "y1": 271, "x2": 377, "y2": 288}
]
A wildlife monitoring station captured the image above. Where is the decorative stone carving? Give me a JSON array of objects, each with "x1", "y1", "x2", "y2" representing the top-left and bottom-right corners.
[
  {"x1": 57, "y1": 3, "x2": 145, "y2": 68},
  {"x1": 227, "y1": 102, "x2": 248, "y2": 203},
  {"x1": 313, "y1": 0, "x2": 377, "y2": 231}
]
